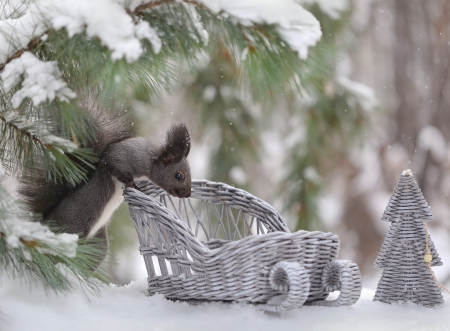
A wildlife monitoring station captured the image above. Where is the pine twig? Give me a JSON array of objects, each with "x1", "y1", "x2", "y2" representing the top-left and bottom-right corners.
[
  {"x1": 0, "y1": 33, "x2": 46, "y2": 71},
  {"x1": 0, "y1": 113, "x2": 48, "y2": 148}
]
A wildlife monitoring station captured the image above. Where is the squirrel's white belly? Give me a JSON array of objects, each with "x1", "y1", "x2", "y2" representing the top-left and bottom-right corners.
[{"x1": 88, "y1": 177, "x2": 124, "y2": 238}]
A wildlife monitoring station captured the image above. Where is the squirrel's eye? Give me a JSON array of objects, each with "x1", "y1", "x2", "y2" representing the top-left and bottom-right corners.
[{"x1": 175, "y1": 172, "x2": 183, "y2": 181}]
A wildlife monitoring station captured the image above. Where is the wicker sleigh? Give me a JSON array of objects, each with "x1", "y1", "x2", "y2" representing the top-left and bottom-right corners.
[{"x1": 123, "y1": 180, "x2": 362, "y2": 312}]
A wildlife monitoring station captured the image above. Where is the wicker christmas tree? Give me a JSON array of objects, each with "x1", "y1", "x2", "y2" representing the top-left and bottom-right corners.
[{"x1": 373, "y1": 169, "x2": 444, "y2": 307}]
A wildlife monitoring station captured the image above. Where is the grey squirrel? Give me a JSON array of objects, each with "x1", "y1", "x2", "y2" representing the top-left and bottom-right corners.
[{"x1": 19, "y1": 97, "x2": 191, "y2": 265}]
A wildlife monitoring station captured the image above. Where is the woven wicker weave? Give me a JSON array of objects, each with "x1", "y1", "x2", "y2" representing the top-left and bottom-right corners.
[
  {"x1": 374, "y1": 170, "x2": 444, "y2": 307},
  {"x1": 123, "y1": 180, "x2": 362, "y2": 311}
]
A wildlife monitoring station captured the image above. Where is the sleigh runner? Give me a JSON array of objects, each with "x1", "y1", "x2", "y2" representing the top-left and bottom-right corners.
[{"x1": 123, "y1": 180, "x2": 362, "y2": 311}]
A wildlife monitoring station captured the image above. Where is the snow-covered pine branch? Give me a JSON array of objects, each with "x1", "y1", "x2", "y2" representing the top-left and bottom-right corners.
[
  {"x1": 0, "y1": 172, "x2": 108, "y2": 292},
  {"x1": 0, "y1": 190, "x2": 72, "y2": 262},
  {"x1": 0, "y1": 0, "x2": 322, "y2": 110},
  {"x1": 295, "y1": 0, "x2": 348, "y2": 20},
  {"x1": 336, "y1": 76, "x2": 378, "y2": 113},
  {"x1": 0, "y1": 108, "x2": 96, "y2": 184},
  {"x1": 0, "y1": 110, "x2": 77, "y2": 151},
  {"x1": 0, "y1": 216, "x2": 78, "y2": 260},
  {"x1": 0, "y1": 0, "x2": 321, "y2": 66},
  {"x1": 192, "y1": 0, "x2": 321, "y2": 59},
  {"x1": 1, "y1": 52, "x2": 76, "y2": 108}
]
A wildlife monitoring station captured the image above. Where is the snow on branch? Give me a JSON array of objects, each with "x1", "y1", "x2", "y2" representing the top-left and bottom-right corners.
[
  {"x1": 0, "y1": 217, "x2": 78, "y2": 259},
  {"x1": 0, "y1": 0, "x2": 162, "y2": 66},
  {"x1": 417, "y1": 126, "x2": 447, "y2": 162},
  {"x1": 0, "y1": 0, "x2": 28, "y2": 20},
  {"x1": 197, "y1": 0, "x2": 322, "y2": 59},
  {"x1": 45, "y1": 0, "x2": 144, "y2": 62},
  {"x1": 134, "y1": 21, "x2": 162, "y2": 54},
  {"x1": 0, "y1": 110, "x2": 78, "y2": 150},
  {"x1": 0, "y1": 183, "x2": 77, "y2": 259},
  {"x1": 295, "y1": 0, "x2": 348, "y2": 20},
  {"x1": 181, "y1": 2, "x2": 209, "y2": 44},
  {"x1": 337, "y1": 76, "x2": 378, "y2": 112},
  {"x1": 0, "y1": 0, "x2": 322, "y2": 103},
  {"x1": 1, "y1": 52, "x2": 76, "y2": 108},
  {"x1": 1, "y1": 0, "x2": 322, "y2": 67},
  {"x1": 0, "y1": 3, "x2": 47, "y2": 65}
]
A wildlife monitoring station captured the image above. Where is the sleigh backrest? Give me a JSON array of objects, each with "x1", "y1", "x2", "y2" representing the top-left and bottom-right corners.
[{"x1": 136, "y1": 180, "x2": 289, "y2": 242}]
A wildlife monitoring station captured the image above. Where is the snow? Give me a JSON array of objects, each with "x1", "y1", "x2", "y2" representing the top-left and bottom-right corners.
[
  {"x1": 318, "y1": 192, "x2": 347, "y2": 230},
  {"x1": 0, "y1": 218, "x2": 78, "y2": 258},
  {"x1": 112, "y1": 0, "x2": 148, "y2": 12},
  {"x1": 229, "y1": 166, "x2": 247, "y2": 184},
  {"x1": 295, "y1": 0, "x2": 349, "y2": 19},
  {"x1": 0, "y1": 173, "x2": 76, "y2": 259},
  {"x1": 351, "y1": 143, "x2": 383, "y2": 194},
  {"x1": 1, "y1": 276, "x2": 450, "y2": 331},
  {"x1": 0, "y1": 6, "x2": 46, "y2": 64},
  {"x1": 0, "y1": 0, "x2": 322, "y2": 103},
  {"x1": 134, "y1": 21, "x2": 162, "y2": 54},
  {"x1": 0, "y1": 0, "x2": 28, "y2": 19},
  {"x1": 1, "y1": 52, "x2": 76, "y2": 108},
  {"x1": 202, "y1": 85, "x2": 217, "y2": 102},
  {"x1": 43, "y1": 0, "x2": 144, "y2": 62},
  {"x1": 417, "y1": 125, "x2": 447, "y2": 162},
  {"x1": 304, "y1": 166, "x2": 321, "y2": 183},
  {"x1": 181, "y1": 2, "x2": 209, "y2": 44},
  {"x1": 197, "y1": 0, "x2": 321, "y2": 59},
  {"x1": 0, "y1": 0, "x2": 155, "y2": 64},
  {"x1": 2, "y1": 111, "x2": 78, "y2": 150},
  {"x1": 337, "y1": 76, "x2": 378, "y2": 112},
  {"x1": 1, "y1": 0, "x2": 320, "y2": 66},
  {"x1": 40, "y1": 134, "x2": 77, "y2": 150}
]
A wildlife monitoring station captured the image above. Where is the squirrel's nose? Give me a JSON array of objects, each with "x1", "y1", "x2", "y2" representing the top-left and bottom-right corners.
[{"x1": 175, "y1": 189, "x2": 191, "y2": 198}]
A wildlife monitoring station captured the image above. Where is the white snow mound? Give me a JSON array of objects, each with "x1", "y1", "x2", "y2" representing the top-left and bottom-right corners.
[{"x1": 1, "y1": 277, "x2": 449, "y2": 331}]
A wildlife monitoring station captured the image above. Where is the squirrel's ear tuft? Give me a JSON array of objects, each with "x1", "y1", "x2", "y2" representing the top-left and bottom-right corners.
[{"x1": 158, "y1": 123, "x2": 191, "y2": 166}]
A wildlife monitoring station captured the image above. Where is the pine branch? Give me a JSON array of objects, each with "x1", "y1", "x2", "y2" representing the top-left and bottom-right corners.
[
  {"x1": 0, "y1": 0, "x2": 327, "y2": 122},
  {"x1": 184, "y1": 40, "x2": 260, "y2": 189},
  {"x1": 273, "y1": 4, "x2": 374, "y2": 231},
  {"x1": 0, "y1": 184, "x2": 108, "y2": 294},
  {"x1": 0, "y1": 106, "x2": 96, "y2": 184},
  {"x1": 0, "y1": 33, "x2": 43, "y2": 71},
  {"x1": 0, "y1": 231, "x2": 109, "y2": 295},
  {"x1": 0, "y1": 0, "x2": 251, "y2": 69}
]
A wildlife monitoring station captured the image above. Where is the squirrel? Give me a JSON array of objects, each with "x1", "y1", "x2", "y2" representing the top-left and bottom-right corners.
[{"x1": 19, "y1": 95, "x2": 192, "y2": 266}]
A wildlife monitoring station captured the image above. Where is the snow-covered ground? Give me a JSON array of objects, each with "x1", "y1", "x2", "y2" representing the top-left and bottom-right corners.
[{"x1": 1, "y1": 277, "x2": 449, "y2": 331}]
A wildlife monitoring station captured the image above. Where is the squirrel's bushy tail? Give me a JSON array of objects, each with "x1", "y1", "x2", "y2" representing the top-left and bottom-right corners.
[
  {"x1": 19, "y1": 92, "x2": 135, "y2": 218},
  {"x1": 78, "y1": 93, "x2": 135, "y2": 157}
]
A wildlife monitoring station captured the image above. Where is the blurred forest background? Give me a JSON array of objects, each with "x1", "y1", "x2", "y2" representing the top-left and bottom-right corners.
[{"x1": 107, "y1": 0, "x2": 450, "y2": 288}]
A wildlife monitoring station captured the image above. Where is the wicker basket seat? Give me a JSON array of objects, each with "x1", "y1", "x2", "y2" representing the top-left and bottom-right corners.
[{"x1": 123, "y1": 180, "x2": 362, "y2": 312}]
